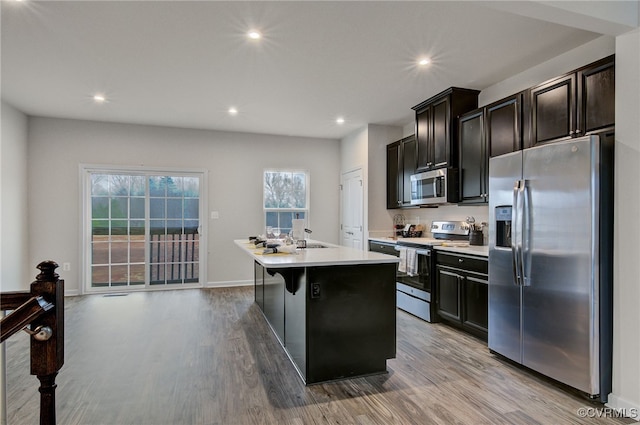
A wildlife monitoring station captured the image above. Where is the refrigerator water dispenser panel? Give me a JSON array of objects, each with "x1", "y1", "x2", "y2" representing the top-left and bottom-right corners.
[{"x1": 495, "y1": 206, "x2": 512, "y2": 248}]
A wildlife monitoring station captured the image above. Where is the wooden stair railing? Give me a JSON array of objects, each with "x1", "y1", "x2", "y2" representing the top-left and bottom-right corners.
[
  {"x1": 1, "y1": 261, "x2": 64, "y2": 425},
  {"x1": 0, "y1": 296, "x2": 53, "y2": 343}
]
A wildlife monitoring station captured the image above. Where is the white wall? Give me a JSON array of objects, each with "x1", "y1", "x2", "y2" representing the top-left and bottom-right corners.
[
  {"x1": 0, "y1": 101, "x2": 30, "y2": 425},
  {"x1": 367, "y1": 125, "x2": 402, "y2": 234},
  {"x1": 340, "y1": 126, "x2": 368, "y2": 175},
  {"x1": 609, "y1": 27, "x2": 640, "y2": 419},
  {"x1": 340, "y1": 126, "x2": 369, "y2": 242},
  {"x1": 0, "y1": 101, "x2": 30, "y2": 291},
  {"x1": 27, "y1": 117, "x2": 341, "y2": 294},
  {"x1": 340, "y1": 124, "x2": 402, "y2": 241}
]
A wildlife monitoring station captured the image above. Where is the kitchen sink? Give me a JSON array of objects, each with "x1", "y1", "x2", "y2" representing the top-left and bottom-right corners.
[{"x1": 303, "y1": 243, "x2": 328, "y2": 248}]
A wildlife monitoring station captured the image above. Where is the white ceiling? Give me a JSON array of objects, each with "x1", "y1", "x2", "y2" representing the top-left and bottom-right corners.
[{"x1": 0, "y1": 1, "x2": 624, "y2": 140}]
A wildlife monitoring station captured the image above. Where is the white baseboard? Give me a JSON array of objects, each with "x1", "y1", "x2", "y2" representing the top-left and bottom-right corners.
[
  {"x1": 205, "y1": 280, "x2": 252, "y2": 288},
  {"x1": 64, "y1": 289, "x2": 80, "y2": 297},
  {"x1": 606, "y1": 393, "x2": 640, "y2": 421}
]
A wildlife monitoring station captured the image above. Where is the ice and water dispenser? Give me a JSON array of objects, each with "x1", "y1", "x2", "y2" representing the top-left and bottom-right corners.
[{"x1": 495, "y1": 206, "x2": 512, "y2": 248}]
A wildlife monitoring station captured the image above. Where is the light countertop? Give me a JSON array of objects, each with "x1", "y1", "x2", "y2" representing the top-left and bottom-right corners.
[
  {"x1": 368, "y1": 236, "x2": 489, "y2": 258},
  {"x1": 235, "y1": 239, "x2": 400, "y2": 268},
  {"x1": 433, "y1": 245, "x2": 489, "y2": 257}
]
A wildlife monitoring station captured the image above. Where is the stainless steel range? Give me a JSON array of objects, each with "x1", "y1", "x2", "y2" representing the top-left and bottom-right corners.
[{"x1": 388, "y1": 221, "x2": 469, "y2": 322}]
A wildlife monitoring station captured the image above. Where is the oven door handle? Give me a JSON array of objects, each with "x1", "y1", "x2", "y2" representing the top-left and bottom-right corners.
[{"x1": 395, "y1": 247, "x2": 431, "y2": 256}]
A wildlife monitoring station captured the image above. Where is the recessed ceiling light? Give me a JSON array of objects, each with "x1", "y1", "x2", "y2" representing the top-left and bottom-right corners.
[
  {"x1": 248, "y1": 31, "x2": 261, "y2": 40},
  {"x1": 228, "y1": 107, "x2": 238, "y2": 116},
  {"x1": 93, "y1": 94, "x2": 106, "y2": 103},
  {"x1": 418, "y1": 58, "x2": 431, "y2": 66},
  {"x1": 336, "y1": 117, "x2": 345, "y2": 125}
]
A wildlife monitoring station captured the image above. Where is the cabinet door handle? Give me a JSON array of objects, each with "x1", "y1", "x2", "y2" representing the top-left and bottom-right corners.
[
  {"x1": 575, "y1": 129, "x2": 581, "y2": 134},
  {"x1": 458, "y1": 258, "x2": 464, "y2": 263}
]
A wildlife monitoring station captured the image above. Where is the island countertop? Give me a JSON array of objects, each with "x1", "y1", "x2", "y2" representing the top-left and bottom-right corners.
[{"x1": 235, "y1": 239, "x2": 400, "y2": 268}]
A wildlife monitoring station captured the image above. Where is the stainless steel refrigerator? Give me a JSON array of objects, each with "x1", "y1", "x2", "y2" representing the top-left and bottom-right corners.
[{"x1": 488, "y1": 134, "x2": 613, "y2": 402}]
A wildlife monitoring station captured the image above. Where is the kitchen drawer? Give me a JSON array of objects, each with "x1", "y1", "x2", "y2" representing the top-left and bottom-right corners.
[
  {"x1": 436, "y1": 252, "x2": 487, "y2": 275},
  {"x1": 368, "y1": 241, "x2": 399, "y2": 257}
]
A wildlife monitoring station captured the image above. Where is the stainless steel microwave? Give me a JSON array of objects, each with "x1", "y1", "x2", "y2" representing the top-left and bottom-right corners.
[{"x1": 410, "y1": 168, "x2": 458, "y2": 206}]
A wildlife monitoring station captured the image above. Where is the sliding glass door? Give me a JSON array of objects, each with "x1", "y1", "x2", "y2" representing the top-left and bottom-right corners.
[
  {"x1": 83, "y1": 167, "x2": 206, "y2": 292},
  {"x1": 148, "y1": 176, "x2": 200, "y2": 285}
]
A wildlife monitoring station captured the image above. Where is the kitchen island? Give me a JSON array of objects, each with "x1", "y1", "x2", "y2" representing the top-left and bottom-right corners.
[{"x1": 235, "y1": 239, "x2": 399, "y2": 384}]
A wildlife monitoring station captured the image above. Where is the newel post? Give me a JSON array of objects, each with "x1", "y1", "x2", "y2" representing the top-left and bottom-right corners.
[{"x1": 30, "y1": 261, "x2": 64, "y2": 425}]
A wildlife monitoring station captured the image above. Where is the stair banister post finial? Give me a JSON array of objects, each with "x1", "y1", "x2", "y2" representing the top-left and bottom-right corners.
[{"x1": 35, "y1": 261, "x2": 59, "y2": 282}]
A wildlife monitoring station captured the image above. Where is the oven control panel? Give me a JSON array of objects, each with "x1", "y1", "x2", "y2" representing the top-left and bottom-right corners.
[{"x1": 431, "y1": 221, "x2": 470, "y2": 239}]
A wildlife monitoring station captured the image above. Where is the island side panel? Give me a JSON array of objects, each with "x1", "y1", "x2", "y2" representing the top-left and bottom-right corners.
[
  {"x1": 263, "y1": 268, "x2": 287, "y2": 345},
  {"x1": 284, "y1": 268, "x2": 307, "y2": 381},
  {"x1": 254, "y1": 261, "x2": 264, "y2": 310},
  {"x1": 306, "y1": 263, "x2": 397, "y2": 384}
]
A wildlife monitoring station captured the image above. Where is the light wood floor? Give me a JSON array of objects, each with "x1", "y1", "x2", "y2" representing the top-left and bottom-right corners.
[{"x1": 5, "y1": 287, "x2": 634, "y2": 425}]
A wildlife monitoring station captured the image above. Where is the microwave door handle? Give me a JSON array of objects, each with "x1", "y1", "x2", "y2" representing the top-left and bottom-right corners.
[
  {"x1": 433, "y1": 178, "x2": 438, "y2": 198},
  {"x1": 511, "y1": 180, "x2": 522, "y2": 286}
]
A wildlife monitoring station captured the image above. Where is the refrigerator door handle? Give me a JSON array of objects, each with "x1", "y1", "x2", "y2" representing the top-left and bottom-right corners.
[
  {"x1": 511, "y1": 180, "x2": 522, "y2": 286},
  {"x1": 521, "y1": 181, "x2": 531, "y2": 286}
]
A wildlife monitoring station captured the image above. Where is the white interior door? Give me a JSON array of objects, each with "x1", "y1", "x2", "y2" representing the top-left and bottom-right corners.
[{"x1": 340, "y1": 169, "x2": 363, "y2": 249}]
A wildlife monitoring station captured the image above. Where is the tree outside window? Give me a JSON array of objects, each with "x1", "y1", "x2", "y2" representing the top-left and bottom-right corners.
[{"x1": 264, "y1": 170, "x2": 308, "y2": 236}]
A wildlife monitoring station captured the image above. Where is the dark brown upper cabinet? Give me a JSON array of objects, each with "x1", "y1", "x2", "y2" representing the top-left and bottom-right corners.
[
  {"x1": 402, "y1": 135, "x2": 417, "y2": 205},
  {"x1": 386, "y1": 141, "x2": 401, "y2": 209},
  {"x1": 530, "y1": 55, "x2": 614, "y2": 146},
  {"x1": 386, "y1": 135, "x2": 416, "y2": 209},
  {"x1": 530, "y1": 73, "x2": 576, "y2": 144},
  {"x1": 577, "y1": 55, "x2": 615, "y2": 135},
  {"x1": 459, "y1": 92, "x2": 526, "y2": 205},
  {"x1": 486, "y1": 92, "x2": 526, "y2": 157},
  {"x1": 412, "y1": 87, "x2": 479, "y2": 171},
  {"x1": 458, "y1": 109, "x2": 487, "y2": 204}
]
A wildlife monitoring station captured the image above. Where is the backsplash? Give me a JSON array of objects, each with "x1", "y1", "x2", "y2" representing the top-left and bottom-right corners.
[{"x1": 370, "y1": 204, "x2": 489, "y2": 239}]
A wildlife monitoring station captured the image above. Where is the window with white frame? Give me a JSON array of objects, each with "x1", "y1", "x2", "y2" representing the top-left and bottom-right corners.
[{"x1": 263, "y1": 170, "x2": 309, "y2": 237}]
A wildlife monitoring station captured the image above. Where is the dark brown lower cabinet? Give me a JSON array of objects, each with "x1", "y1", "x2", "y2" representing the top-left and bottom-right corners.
[
  {"x1": 435, "y1": 252, "x2": 488, "y2": 340},
  {"x1": 463, "y1": 274, "x2": 489, "y2": 336},
  {"x1": 436, "y1": 268, "x2": 461, "y2": 322}
]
